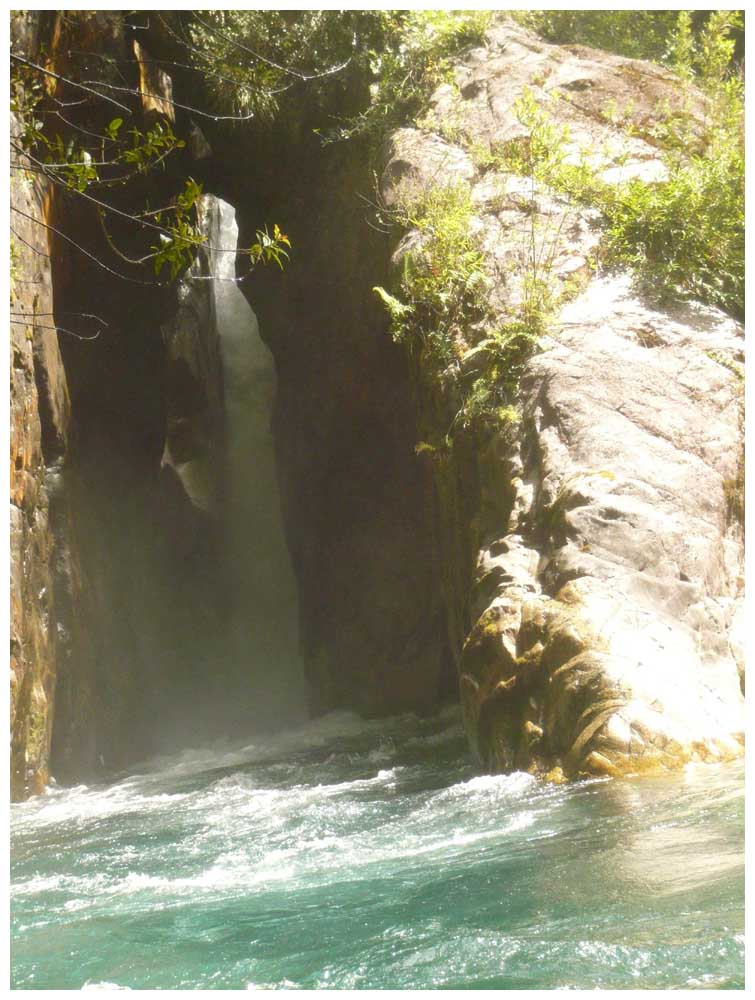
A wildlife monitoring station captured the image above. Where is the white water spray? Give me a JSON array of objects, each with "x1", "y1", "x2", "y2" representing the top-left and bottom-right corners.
[{"x1": 208, "y1": 196, "x2": 306, "y2": 724}]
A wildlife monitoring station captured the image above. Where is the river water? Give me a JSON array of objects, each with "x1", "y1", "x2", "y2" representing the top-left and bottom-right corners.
[{"x1": 10, "y1": 708, "x2": 744, "y2": 990}]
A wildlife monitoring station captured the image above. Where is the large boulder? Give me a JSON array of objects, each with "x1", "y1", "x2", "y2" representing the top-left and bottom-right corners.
[{"x1": 380, "y1": 19, "x2": 744, "y2": 778}]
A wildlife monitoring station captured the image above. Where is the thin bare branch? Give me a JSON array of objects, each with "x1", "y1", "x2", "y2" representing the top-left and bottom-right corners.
[
  {"x1": 10, "y1": 224, "x2": 51, "y2": 258},
  {"x1": 191, "y1": 12, "x2": 354, "y2": 83},
  {"x1": 10, "y1": 318, "x2": 102, "y2": 341},
  {"x1": 79, "y1": 77, "x2": 261, "y2": 122},
  {"x1": 10, "y1": 53, "x2": 133, "y2": 114},
  {"x1": 69, "y1": 48, "x2": 296, "y2": 99},
  {"x1": 12, "y1": 206, "x2": 161, "y2": 285}
]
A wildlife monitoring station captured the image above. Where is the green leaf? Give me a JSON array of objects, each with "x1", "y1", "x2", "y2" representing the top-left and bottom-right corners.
[
  {"x1": 106, "y1": 117, "x2": 123, "y2": 139},
  {"x1": 373, "y1": 285, "x2": 412, "y2": 319}
]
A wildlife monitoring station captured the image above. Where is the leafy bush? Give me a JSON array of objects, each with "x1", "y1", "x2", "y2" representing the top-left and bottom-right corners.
[
  {"x1": 375, "y1": 181, "x2": 488, "y2": 370},
  {"x1": 187, "y1": 11, "x2": 368, "y2": 121},
  {"x1": 370, "y1": 11, "x2": 492, "y2": 120},
  {"x1": 185, "y1": 10, "x2": 490, "y2": 134},
  {"x1": 601, "y1": 11, "x2": 744, "y2": 316},
  {"x1": 515, "y1": 10, "x2": 743, "y2": 69},
  {"x1": 601, "y1": 132, "x2": 743, "y2": 315},
  {"x1": 511, "y1": 11, "x2": 744, "y2": 318},
  {"x1": 321, "y1": 10, "x2": 492, "y2": 144},
  {"x1": 516, "y1": 10, "x2": 677, "y2": 60},
  {"x1": 374, "y1": 180, "x2": 545, "y2": 439},
  {"x1": 11, "y1": 46, "x2": 293, "y2": 285},
  {"x1": 453, "y1": 321, "x2": 540, "y2": 433}
]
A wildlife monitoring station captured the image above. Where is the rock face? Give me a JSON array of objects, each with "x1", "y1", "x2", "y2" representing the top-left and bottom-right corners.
[
  {"x1": 9, "y1": 14, "x2": 75, "y2": 800},
  {"x1": 224, "y1": 130, "x2": 456, "y2": 719},
  {"x1": 160, "y1": 201, "x2": 226, "y2": 518},
  {"x1": 10, "y1": 144, "x2": 61, "y2": 799},
  {"x1": 10, "y1": 10, "x2": 188, "y2": 790},
  {"x1": 462, "y1": 278, "x2": 744, "y2": 778},
  {"x1": 379, "y1": 20, "x2": 745, "y2": 777}
]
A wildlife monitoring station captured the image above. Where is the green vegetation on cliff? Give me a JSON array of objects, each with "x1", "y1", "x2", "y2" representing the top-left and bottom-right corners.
[
  {"x1": 10, "y1": 11, "x2": 744, "y2": 317},
  {"x1": 515, "y1": 9, "x2": 743, "y2": 64},
  {"x1": 374, "y1": 176, "x2": 545, "y2": 441},
  {"x1": 508, "y1": 11, "x2": 744, "y2": 317},
  {"x1": 495, "y1": 16, "x2": 744, "y2": 319},
  {"x1": 182, "y1": 10, "x2": 491, "y2": 144},
  {"x1": 601, "y1": 11, "x2": 744, "y2": 317},
  {"x1": 9, "y1": 13, "x2": 293, "y2": 293},
  {"x1": 370, "y1": 9, "x2": 744, "y2": 449}
]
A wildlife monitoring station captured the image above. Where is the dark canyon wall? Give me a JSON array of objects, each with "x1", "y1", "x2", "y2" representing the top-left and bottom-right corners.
[{"x1": 9, "y1": 11, "x2": 456, "y2": 799}]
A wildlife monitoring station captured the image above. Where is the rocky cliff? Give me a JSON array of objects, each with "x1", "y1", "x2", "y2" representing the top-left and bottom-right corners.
[
  {"x1": 10, "y1": 13, "x2": 80, "y2": 799},
  {"x1": 9, "y1": 13, "x2": 744, "y2": 798},
  {"x1": 378, "y1": 21, "x2": 745, "y2": 778},
  {"x1": 10, "y1": 123, "x2": 62, "y2": 799},
  {"x1": 10, "y1": 11, "x2": 182, "y2": 793}
]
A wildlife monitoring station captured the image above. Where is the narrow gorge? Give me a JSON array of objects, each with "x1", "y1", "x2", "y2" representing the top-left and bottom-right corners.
[{"x1": 9, "y1": 10, "x2": 745, "y2": 991}]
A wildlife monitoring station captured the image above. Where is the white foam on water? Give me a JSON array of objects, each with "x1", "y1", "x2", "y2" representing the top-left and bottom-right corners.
[
  {"x1": 10, "y1": 727, "x2": 744, "y2": 991},
  {"x1": 11, "y1": 781, "x2": 192, "y2": 830},
  {"x1": 246, "y1": 980, "x2": 300, "y2": 990},
  {"x1": 12, "y1": 706, "x2": 468, "y2": 838},
  {"x1": 81, "y1": 982, "x2": 131, "y2": 991},
  {"x1": 63, "y1": 899, "x2": 91, "y2": 912},
  {"x1": 428, "y1": 770, "x2": 540, "y2": 816},
  {"x1": 11, "y1": 706, "x2": 551, "y2": 927},
  {"x1": 13, "y1": 872, "x2": 110, "y2": 898},
  {"x1": 22, "y1": 777, "x2": 536, "y2": 908}
]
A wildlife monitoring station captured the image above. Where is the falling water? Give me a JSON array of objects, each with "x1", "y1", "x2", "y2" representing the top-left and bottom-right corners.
[{"x1": 210, "y1": 197, "x2": 307, "y2": 726}]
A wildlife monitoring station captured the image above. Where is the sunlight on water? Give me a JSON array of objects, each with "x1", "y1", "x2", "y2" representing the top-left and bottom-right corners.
[{"x1": 10, "y1": 709, "x2": 744, "y2": 990}]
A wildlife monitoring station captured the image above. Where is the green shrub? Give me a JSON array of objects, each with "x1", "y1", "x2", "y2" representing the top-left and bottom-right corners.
[
  {"x1": 601, "y1": 11, "x2": 744, "y2": 316},
  {"x1": 185, "y1": 10, "x2": 491, "y2": 144},
  {"x1": 516, "y1": 10, "x2": 678, "y2": 60},
  {"x1": 324, "y1": 10, "x2": 492, "y2": 144},
  {"x1": 512, "y1": 12, "x2": 744, "y2": 318},
  {"x1": 375, "y1": 181, "x2": 488, "y2": 370},
  {"x1": 600, "y1": 136, "x2": 743, "y2": 315},
  {"x1": 374, "y1": 179, "x2": 548, "y2": 440},
  {"x1": 514, "y1": 10, "x2": 743, "y2": 70}
]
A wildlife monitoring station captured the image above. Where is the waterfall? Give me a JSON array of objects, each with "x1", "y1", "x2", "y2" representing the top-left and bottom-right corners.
[{"x1": 188, "y1": 195, "x2": 307, "y2": 730}]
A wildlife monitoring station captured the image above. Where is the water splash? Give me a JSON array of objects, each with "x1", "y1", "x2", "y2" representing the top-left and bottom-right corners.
[{"x1": 11, "y1": 709, "x2": 744, "y2": 990}]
